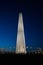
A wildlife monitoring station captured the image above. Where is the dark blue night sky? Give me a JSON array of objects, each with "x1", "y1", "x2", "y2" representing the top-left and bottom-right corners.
[{"x1": 0, "y1": 0, "x2": 43, "y2": 51}]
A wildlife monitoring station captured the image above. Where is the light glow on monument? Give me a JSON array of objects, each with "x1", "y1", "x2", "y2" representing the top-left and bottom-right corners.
[{"x1": 16, "y1": 12, "x2": 26, "y2": 54}]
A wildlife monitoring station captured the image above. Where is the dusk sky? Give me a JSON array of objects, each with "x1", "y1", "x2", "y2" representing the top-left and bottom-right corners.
[{"x1": 0, "y1": 0, "x2": 43, "y2": 51}]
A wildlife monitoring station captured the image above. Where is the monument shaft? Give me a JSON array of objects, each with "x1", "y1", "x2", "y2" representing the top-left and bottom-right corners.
[{"x1": 16, "y1": 13, "x2": 26, "y2": 53}]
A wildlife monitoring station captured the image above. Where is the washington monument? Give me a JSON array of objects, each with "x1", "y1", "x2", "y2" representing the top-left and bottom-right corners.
[{"x1": 16, "y1": 12, "x2": 26, "y2": 54}]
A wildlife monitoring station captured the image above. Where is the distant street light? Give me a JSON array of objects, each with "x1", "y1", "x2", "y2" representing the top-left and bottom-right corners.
[{"x1": 26, "y1": 46, "x2": 28, "y2": 49}]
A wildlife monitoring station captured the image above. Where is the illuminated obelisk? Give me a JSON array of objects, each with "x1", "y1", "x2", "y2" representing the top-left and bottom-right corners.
[{"x1": 16, "y1": 12, "x2": 26, "y2": 54}]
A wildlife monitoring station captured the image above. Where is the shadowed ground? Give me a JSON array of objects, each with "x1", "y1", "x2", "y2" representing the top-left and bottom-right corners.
[{"x1": 0, "y1": 52, "x2": 43, "y2": 64}]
